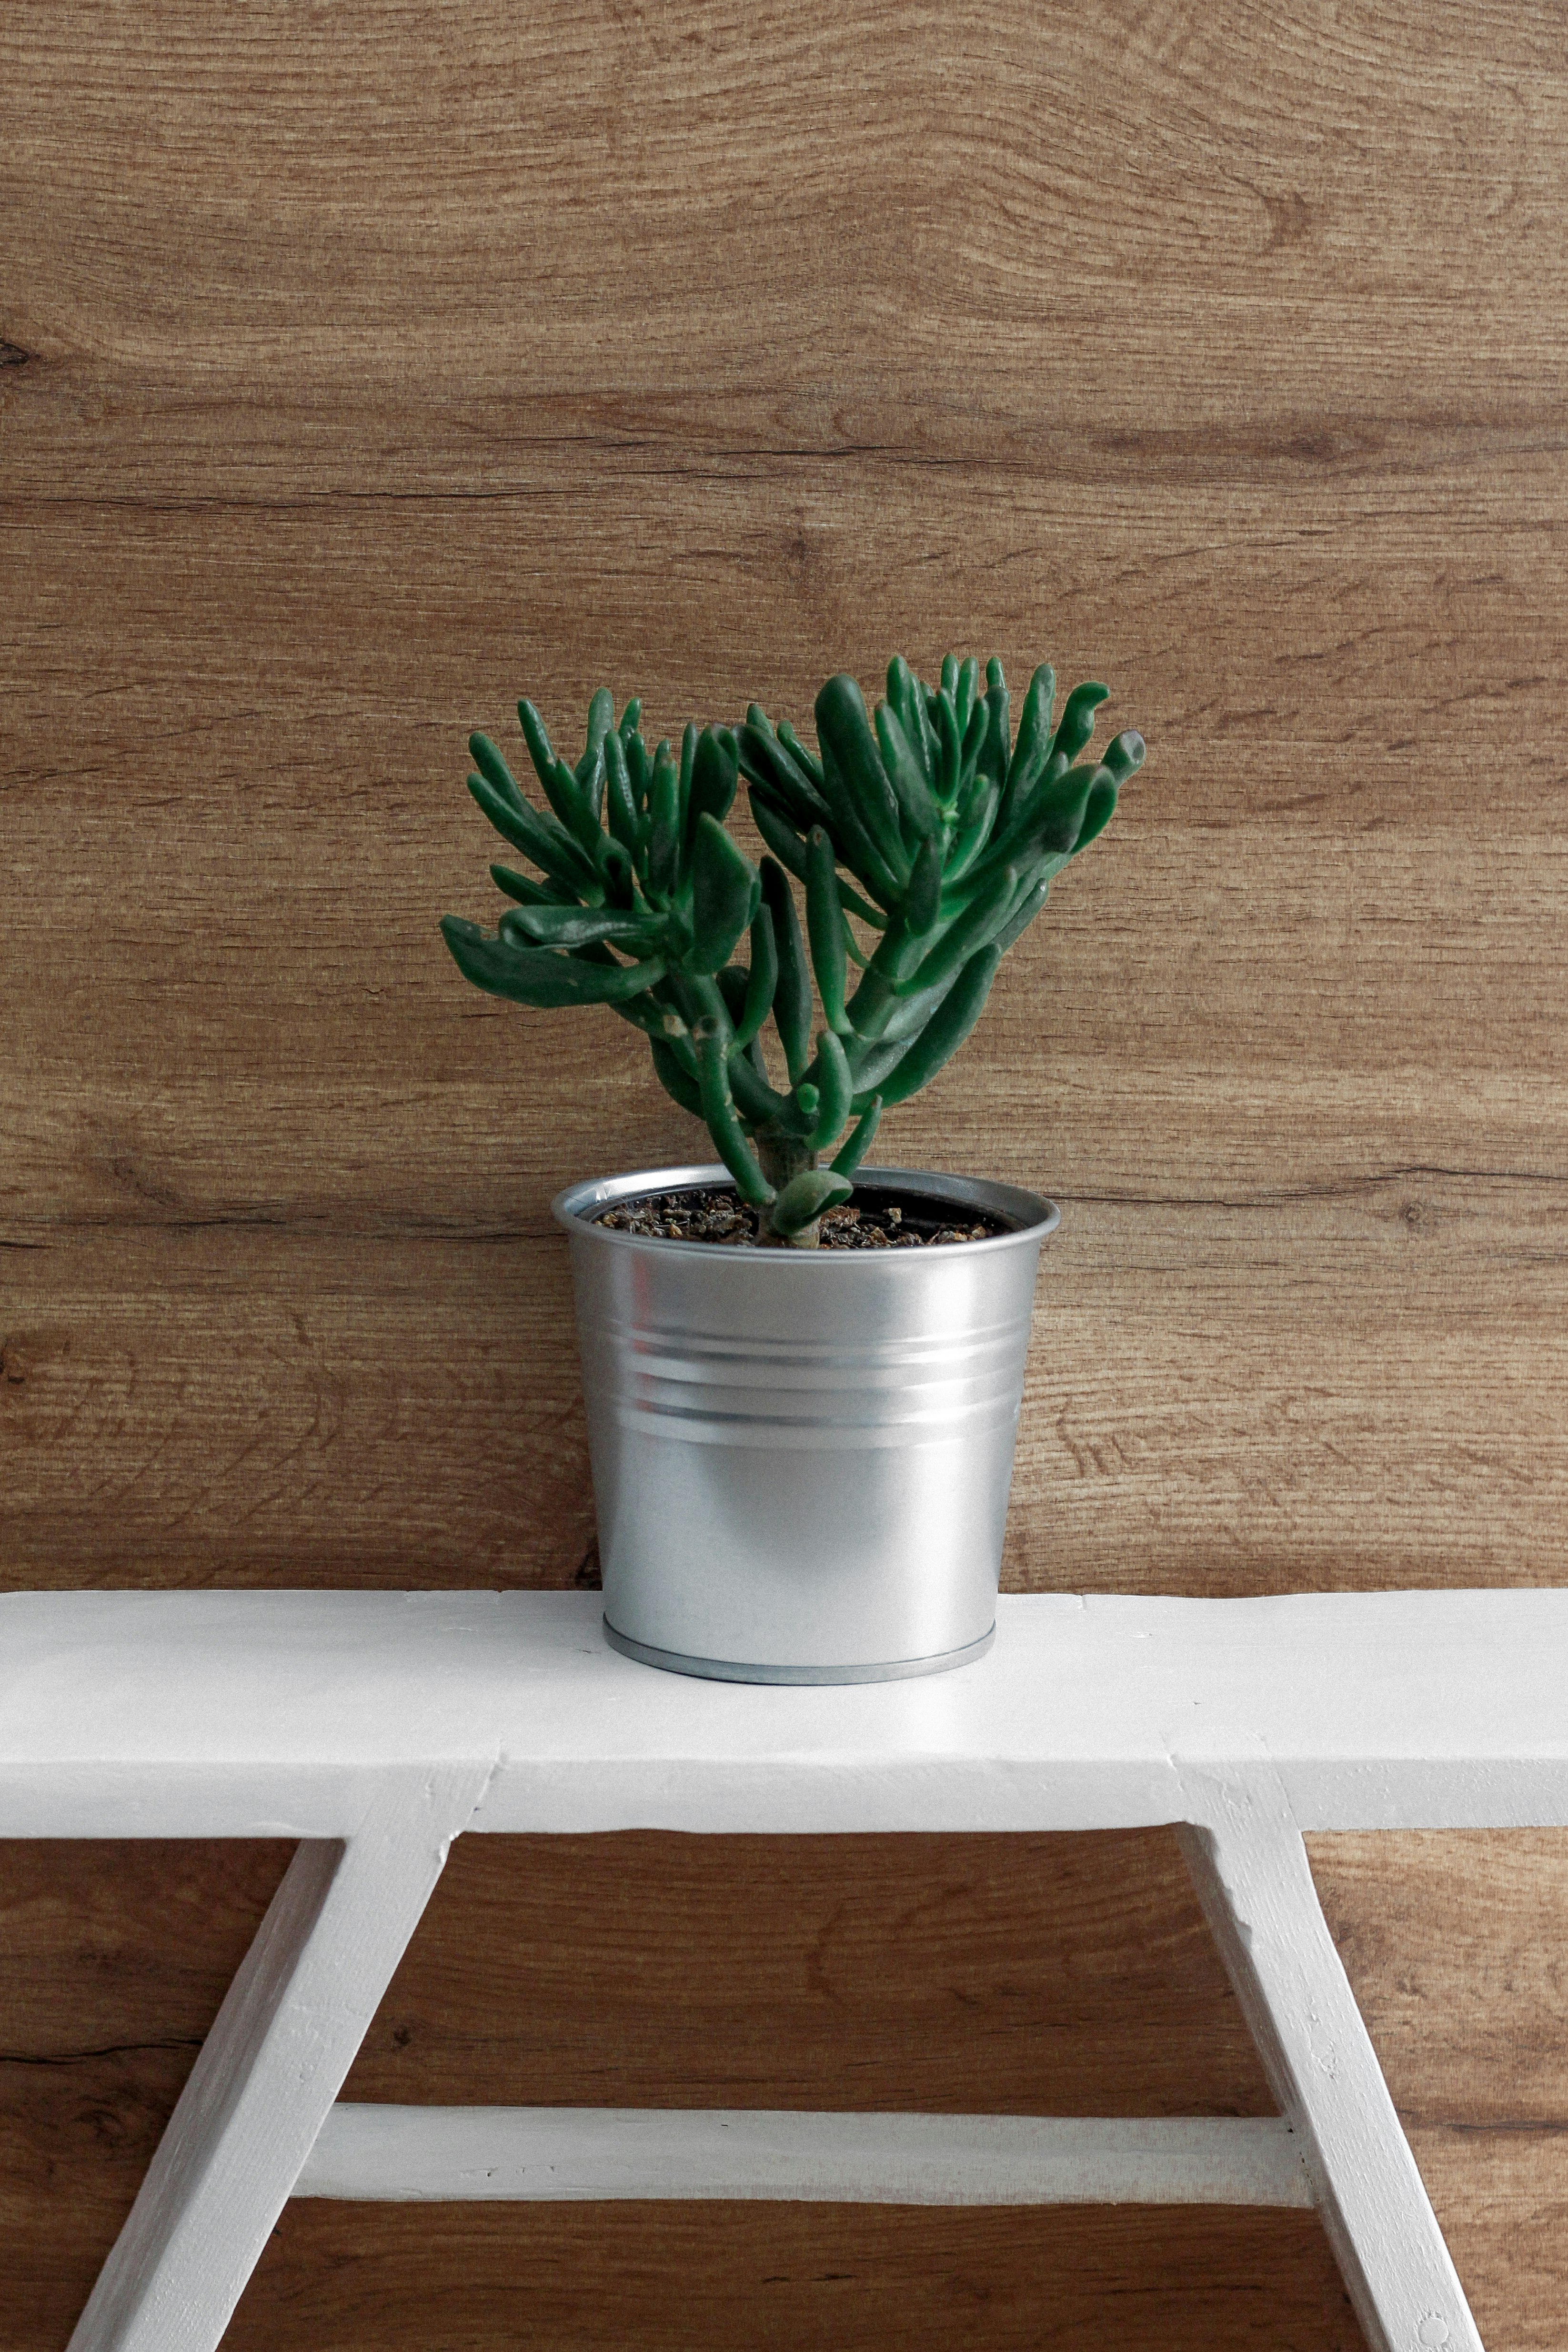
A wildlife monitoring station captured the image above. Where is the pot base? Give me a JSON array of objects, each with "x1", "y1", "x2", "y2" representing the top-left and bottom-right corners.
[{"x1": 601, "y1": 1617, "x2": 996, "y2": 1686}]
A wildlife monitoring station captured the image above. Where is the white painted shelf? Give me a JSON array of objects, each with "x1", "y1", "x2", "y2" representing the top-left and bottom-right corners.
[{"x1": 6, "y1": 1588, "x2": 1559, "y2": 2352}]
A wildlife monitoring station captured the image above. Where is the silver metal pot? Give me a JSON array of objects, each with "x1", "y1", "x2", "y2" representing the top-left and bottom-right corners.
[{"x1": 553, "y1": 1164, "x2": 1058, "y2": 1684}]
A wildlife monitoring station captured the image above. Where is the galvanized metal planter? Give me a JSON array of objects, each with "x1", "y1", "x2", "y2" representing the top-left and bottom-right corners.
[{"x1": 553, "y1": 1164, "x2": 1058, "y2": 1685}]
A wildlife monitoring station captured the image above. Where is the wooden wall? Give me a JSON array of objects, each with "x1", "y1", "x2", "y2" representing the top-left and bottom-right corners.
[{"x1": 1, "y1": 1, "x2": 1564, "y2": 2342}]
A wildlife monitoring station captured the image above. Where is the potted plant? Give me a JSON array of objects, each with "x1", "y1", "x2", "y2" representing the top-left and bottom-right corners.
[{"x1": 442, "y1": 654, "x2": 1144, "y2": 1683}]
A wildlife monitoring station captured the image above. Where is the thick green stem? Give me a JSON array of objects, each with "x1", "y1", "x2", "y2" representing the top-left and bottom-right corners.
[{"x1": 755, "y1": 1129, "x2": 823, "y2": 1247}]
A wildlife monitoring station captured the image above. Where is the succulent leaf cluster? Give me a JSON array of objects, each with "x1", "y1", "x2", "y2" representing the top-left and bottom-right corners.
[{"x1": 442, "y1": 657, "x2": 1143, "y2": 1245}]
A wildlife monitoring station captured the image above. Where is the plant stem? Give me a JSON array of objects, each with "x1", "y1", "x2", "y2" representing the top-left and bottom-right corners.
[{"x1": 755, "y1": 1129, "x2": 822, "y2": 1247}]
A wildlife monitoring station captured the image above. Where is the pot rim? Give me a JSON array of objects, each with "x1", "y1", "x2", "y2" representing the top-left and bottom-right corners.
[{"x1": 552, "y1": 1163, "x2": 1060, "y2": 1262}]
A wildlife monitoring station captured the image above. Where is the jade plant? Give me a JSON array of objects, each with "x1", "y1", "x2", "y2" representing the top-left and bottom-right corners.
[{"x1": 441, "y1": 656, "x2": 1144, "y2": 1245}]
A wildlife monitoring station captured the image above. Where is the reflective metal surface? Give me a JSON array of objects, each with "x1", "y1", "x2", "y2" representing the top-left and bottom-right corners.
[{"x1": 553, "y1": 1164, "x2": 1058, "y2": 1684}]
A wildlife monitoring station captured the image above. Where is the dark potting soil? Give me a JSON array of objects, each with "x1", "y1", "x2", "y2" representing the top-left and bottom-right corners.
[{"x1": 590, "y1": 1184, "x2": 1010, "y2": 1249}]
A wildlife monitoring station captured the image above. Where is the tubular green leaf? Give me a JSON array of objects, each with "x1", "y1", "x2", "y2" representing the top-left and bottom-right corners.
[
  {"x1": 805, "y1": 1028, "x2": 852, "y2": 1149},
  {"x1": 736, "y1": 902, "x2": 778, "y2": 1048},
  {"x1": 747, "y1": 794, "x2": 885, "y2": 929},
  {"x1": 978, "y1": 677, "x2": 1010, "y2": 792},
  {"x1": 941, "y1": 654, "x2": 959, "y2": 697},
  {"x1": 466, "y1": 774, "x2": 600, "y2": 896},
  {"x1": 677, "y1": 722, "x2": 696, "y2": 858},
  {"x1": 694, "y1": 1023, "x2": 774, "y2": 1205},
  {"x1": 805, "y1": 825, "x2": 850, "y2": 1035},
  {"x1": 1005, "y1": 664, "x2": 1057, "y2": 801},
  {"x1": 1101, "y1": 728, "x2": 1146, "y2": 787},
  {"x1": 498, "y1": 712, "x2": 598, "y2": 851},
  {"x1": 770, "y1": 1166, "x2": 852, "y2": 1237},
  {"x1": 499, "y1": 905, "x2": 662, "y2": 952},
  {"x1": 519, "y1": 702, "x2": 560, "y2": 790},
  {"x1": 603, "y1": 729, "x2": 641, "y2": 856},
  {"x1": 1069, "y1": 775, "x2": 1119, "y2": 855},
  {"x1": 650, "y1": 1036, "x2": 703, "y2": 1116},
  {"x1": 581, "y1": 688, "x2": 615, "y2": 773},
  {"x1": 993, "y1": 875, "x2": 1051, "y2": 953},
  {"x1": 1049, "y1": 681, "x2": 1110, "y2": 770},
  {"x1": 468, "y1": 733, "x2": 526, "y2": 814},
  {"x1": 850, "y1": 966, "x2": 960, "y2": 1082},
  {"x1": 814, "y1": 739, "x2": 903, "y2": 908},
  {"x1": 762, "y1": 858, "x2": 813, "y2": 1086},
  {"x1": 904, "y1": 833, "x2": 943, "y2": 936},
  {"x1": 945, "y1": 774, "x2": 1001, "y2": 882},
  {"x1": 441, "y1": 917, "x2": 664, "y2": 1008},
  {"x1": 965, "y1": 761, "x2": 1102, "y2": 891},
  {"x1": 899, "y1": 865, "x2": 1018, "y2": 998},
  {"x1": 814, "y1": 675, "x2": 908, "y2": 885},
  {"x1": 689, "y1": 812, "x2": 759, "y2": 976},
  {"x1": 954, "y1": 656, "x2": 979, "y2": 738},
  {"x1": 934, "y1": 692, "x2": 962, "y2": 804},
  {"x1": 618, "y1": 696, "x2": 642, "y2": 742},
  {"x1": 625, "y1": 728, "x2": 652, "y2": 810},
  {"x1": 855, "y1": 945, "x2": 1001, "y2": 1110},
  {"x1": 750, "y1": 785, "x2": 810, "y2": 881},
  {"x1": 543, "y1": 754, "x2": 603, "y2": 851},
  {"x1": 832, "y1": 1096, "x2": 881, "y2": 1176},
  {"x1": 489, "y1": 863, "x2": 574, "y2": 909},
  {"x1": 957, "y1": 694, "x2": 988, "y2": 798},
  {"x1": 1027, "y1": 761, "x2": 1105, "y2": 858},
  {"x1": 776, "y1": 721, "x2": 825, "y2": 790},
  {"x1": 885, "y1": 657, "x2": 936, "y2": 789},
  {"x1": 598, "y1": 839, "x2": 636, "y2": 909},
  {"x1": 727, "y1": 1045, "x2": 790, "y2": 1129},
  {"x1": 690, "y1": 726, "x2": 739, "y2": 833},
  {"x1": 873, "y1": 700, "x2": 941, "y2": 842},
  {"x1": 648, "y1": 745, "x2": 681, "y2": 897},
  {"x1": 736, "y1": 719, "x2": 831, "y2": 830}
]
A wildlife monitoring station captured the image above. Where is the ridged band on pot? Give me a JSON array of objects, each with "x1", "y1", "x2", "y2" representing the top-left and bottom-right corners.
[{"x1": 552, "y1": 1165, "x2": 1059, "y2": 1685}]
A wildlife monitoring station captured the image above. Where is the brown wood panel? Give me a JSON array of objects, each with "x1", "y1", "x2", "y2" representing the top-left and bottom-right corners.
[
  {"x1": 0, "y1": 1840, "x2": 293, "y2": 2352},
  {"x1": 6, "y1": 1188, "x2": 1565, "y2": 1593},
  {"x1": 4, "y1": 8, "x2": 1566, "y2": 1598},
  {"x1": 1310, "y1": 1833, "x2": 1568, "y2": 2349},
  {"x1": 1, "y1": 2, "x2": 1563, "y2": 384},
  {"x1": 221, "y1": 2203, "x2": 1367, "y2": 2351},
  {"x1": 342, "y1": 1832, "x2": 1273, "y2": 2113},
  {"x1": 1309, "y1": 1832, "x2": 1568, "y2": 2129}
]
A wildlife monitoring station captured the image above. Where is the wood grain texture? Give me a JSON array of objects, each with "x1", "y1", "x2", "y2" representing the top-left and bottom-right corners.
[
  {"x1": 341, "y1": 1832, "x2": 1274, "y2": 2115},
  {"x1": 220, "y1": 2202, "x2": 1367, "y2": 2351},
  {"x1": 2, "y1": 0, "x2": 1565, "y2": 2341},
  {"x1": 2, "y1": 0, "x2": 1566, "y2": 1598},
  {"x1": 1310, "y1": 1833, "x2": 1568, "y2": 2351},
  {"x1": 0, "y1": 1842, "x2": 293, "y2": 2352}
]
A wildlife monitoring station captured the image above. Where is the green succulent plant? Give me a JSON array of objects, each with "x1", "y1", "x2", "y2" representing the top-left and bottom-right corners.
[{"x1": 441, "y1": 656, "x2": 1143, "y2": 1245}]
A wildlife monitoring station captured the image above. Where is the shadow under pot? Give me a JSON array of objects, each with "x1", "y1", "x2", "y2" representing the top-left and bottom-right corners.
[{"x1": 553, "y1": 1163, "x2": 1058, "y2": 1684}]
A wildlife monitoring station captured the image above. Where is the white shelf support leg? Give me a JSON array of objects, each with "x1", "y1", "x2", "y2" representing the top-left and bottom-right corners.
[
  {"x1": 1178, "y1": 1782, "x2": 1482, "y2": 2352},
  {"x1": 68, "y1": 1761, "x2": 495, "y2": 2352}
]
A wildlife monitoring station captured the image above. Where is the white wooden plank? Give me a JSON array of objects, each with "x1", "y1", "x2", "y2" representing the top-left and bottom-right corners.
[
  {"x1": 1178, "y1": 1787, "x2": 1483, "y2": 2352},
  {"x1": 1, "y1": 1590, "x2": 1565, "y2": 1839},
  {"x1": 296, "y1": 2105, "x2": 1313, "y2": 2208},
  {"x1": 67, "y1": 1763, "x2": 493, "y2": 2352}
]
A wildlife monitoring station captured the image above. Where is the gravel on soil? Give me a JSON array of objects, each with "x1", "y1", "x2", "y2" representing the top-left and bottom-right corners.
[{"x1": 591, "y1": 1189, "x2": 1002, "y2": 1249}]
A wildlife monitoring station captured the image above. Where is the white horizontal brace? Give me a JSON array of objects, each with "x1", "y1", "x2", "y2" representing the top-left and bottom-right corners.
[{"x1": 296, "y1": 2106, "x2": 1313, "y2": 2209}]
